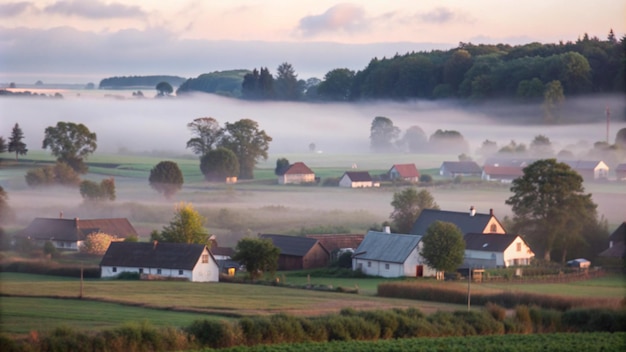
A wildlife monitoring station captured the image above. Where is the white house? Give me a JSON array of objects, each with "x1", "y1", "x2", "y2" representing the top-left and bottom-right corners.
[
  {"x1": 352, "y1": 230, "x2": 436, "y2": 278},
  {"x1": 100, "y1": 242, "x2": 219, "y2": 282},
  {"x1": 339, "y1": 171, "x2": 377, "y2": 188},
  {"x1": 278, "y1": 162, "x2": 315, "y2": 185},
  {"x1": 561, "y1": 160, "x2": 609, "y2": 180},
  {"x1": 463, "y1": 233, "x2": 534, "y2": 268}
]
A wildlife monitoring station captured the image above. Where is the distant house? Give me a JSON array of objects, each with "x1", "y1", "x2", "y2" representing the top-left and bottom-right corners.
[
  {"x1": 259, "y1": 234, "x2": 330, "y2": 270},
  {"x1": 388, "y1": 164, "x2": 420, "y2": 182},
  {"x1": 352, "y1": 230, "x2": 436, "y2": 278},
  {"x1": 208, "y1": 237, "x2": 238, "y2": 274},
  {"x1": 18, "y1": 217, "x2": 138, "y2": 251},
  {"x1": 306, "y1": 234, "x2": 365, "y2": 260},
  {"x1": 278, "y1": 162, "x2": 315, "y2": 185},
  {"x1": 616, "y1": 164, "x2": 626, "y2": 181},
  {"x1": 463, "y1": 233, "x2": 534, "y2": 268},
  {"x1": 439, "y1": 161, "x2": 482, "y2": 178},
  {"x1": 411, "y1": 207, "x2": 506, "y2": 237},
  {"x1": 339, "y1": 171, "x2": 377, "y2": 188},
  {"x1": 100, "y1": 242, "x2": 219, "y2": 282},
  {"x1": 561, "y1": 160, "x2": 609, "y2": 180},
  {"x1": 599, "y1": 222, "x2": 625, "y2": 259},
  {"x1": 481, "y1": 157, "x2": 536, "y2": 183}
]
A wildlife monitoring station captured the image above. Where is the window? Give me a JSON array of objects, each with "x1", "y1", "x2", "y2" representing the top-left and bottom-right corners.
[
  {"x1": 385, "y1": 263, "x2": 390, "y2": 270},
  {"x1": 367, "y1": 261, "x2": 371, "y2": 268},
  {"x1": 157, "y1": 269, "x2": 162, "y2": 274},
  {"x1": 516, "y1": 243, "x2": 522, "y2": 252},
  {"x1": 201, "y1": 254, "x2": 209, "y2": 263},
  {"x1": 490, "y1": 224, "x2": 497, "y2": 232},
  {"x1": 139, "y1": 268, "x2": 143, "y2": 274},
  {"x1": 112, "y1": 267, "x2": 117, "y2": 273},
  {"x1": 178, "y1": 270, "x2": 184, "y2": 275}
]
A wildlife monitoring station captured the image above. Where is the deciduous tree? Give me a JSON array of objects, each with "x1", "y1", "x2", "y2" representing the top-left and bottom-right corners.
[
  {"x1": 370, "y1": 116, "x2": 400, "y2": 152},
  {"x1": 200, "y1": 148, "x2": 239, "y2": 182},
  {"x1": 218, "y1": 119, "x2": 272, "y2": 179},
  {"x1": 232, "y1": 237, "x2": 280, "y2": 280},
  {"x1": 529, "y1": 135, "x2": 554, "y2": 157},
  {"x1": 390, "y1": 188, "x2": 439, "y2": 234},
  {"x1": 186, "y1": 117, "x2": 223, "y2": 156},
  {"x1": 149, "y1": 161, "x2": 184, "y2": 199},
  {"x1": 152, "y1": 202, "x2": 210, "y2": 245},
  {"x1": 8, "y1": 123, "x2": 27, "y2": 160},
  {"x1": 505, "y1": 159, "x2": 599, "y2": 262},
  {"x1": 79, "y1": 178, "x2": 116, "y2": 201},
  {"x1": 317, "y1": 68, "x2": 355, "y2": 101},
  {"x1": 420, "y1": 221, "x2": 465, "y2": 276},
  {"x1": 543, "y1": 80, "x2": 564, "y2": 123},
  {"x1": 402, "y1": 126, "x2": 427, "y2": 153},
  {"x1": 0, "y1": 137, "x2": 6, "y2": 154},
  {"x1": 81, "y1": 232, "x2": 120, "y2": 255},
  {"x1": 42, "y1": 121, "x2": 97, "y2": 173},
  {"x1": 25, "y1": 162, "x2": 80, "y2": 187},
  {"x1": 274, "y1": 158, "x2": 290, "y2": 176},
  {"x1": 156, "y1": 81, "x2": 173, "y2": 96}
]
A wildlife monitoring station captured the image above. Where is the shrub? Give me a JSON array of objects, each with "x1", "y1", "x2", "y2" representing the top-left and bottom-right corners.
[
  {"x1": 419, "y1": 174, "x2": 433, "y2": 183},
  {"x1": 562, "y1": 308, "x2": 626, "y2": 332},
  {"x1": 81, "y1": 232, "x2": 120, "y2": 255},
  {"x1": 485, "y1": 302, "x2": 507, "y2": 321},
  {"x1": 187, "y1": 319, "x2": 238, "y2": 348},
  {"x1": 43, "y1": 241, "x2": 59, "y2": 259},
  {"x1": 25, "y1": 162, "x2": 80, "y2": 187}
]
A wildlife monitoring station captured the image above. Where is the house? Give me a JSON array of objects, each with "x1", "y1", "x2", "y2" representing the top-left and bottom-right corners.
[
  {"x1": 561, "y1": 160, "x2": 609, "y2": 180},
  {"x1": 259, "y1": 234, "x2": 330, "y2": 270},
  {"x1": 439, "y1": 161, "x2": 482, "y2": 178},
  {"x1": 339, "y1": 171, "x2": 377, "y2": 188},
  {"x1": 352, "y1": 230, "x2": 436, "y2": 278},
  {"x1": 278, "y1": 162, "x2": 315, "y2": 185},
  {"x1": 481, "y1": 157, "x2": 536, "y2": 183},
  {"x1": 599, "y1": 222, "x2": 625, "y2": 259},
  {"x1": 306, "y1": 234, "x2": 365, "y2": 260},
  {"x1": 616, "y1": 164, "x2": 626, "y2": 181},
  {"x1": 208, "y1": 237, "x2": 238, "y2": 274},
  {"x1": 411, "y1": 207, "x2": 506, "y2": 237},
  {"x1": 463, "y1": 233, "x2": 534, "y2": 268},
  {"x1": 18, "y1": 217, "x2": 138, "y2": 251},
  {"x1": 100, "y1": 242, "x2": 219, "y2": 282},
  {"x1": 388, "y1": 164, "x2": 420, "y2": 182}
]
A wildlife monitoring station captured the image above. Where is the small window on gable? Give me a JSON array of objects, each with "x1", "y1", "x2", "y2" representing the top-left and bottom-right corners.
[
  {"x1": 112, "y1": 267, "x2": 117, "y2": 273},
  {"x1": 516, "y1": 243, "x2": 522, "y2": 252},
  {"x1": 490, "y1": 224, "x2": 497, "y2": 232},
  {"x1": 202, "y1": 254, "x2": 209, "y2": 263},
  {"x1": 178, "y1": 270, "x2": 183, "y2": 275}
]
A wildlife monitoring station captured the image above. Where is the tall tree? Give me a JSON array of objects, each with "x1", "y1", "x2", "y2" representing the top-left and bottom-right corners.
[
  {"x1": 274, "y1": 62, "x2": 300, "y2": 100},
  {"x1": 274, "y1": 158, "x2": 290, "y2": 176},
  {"x1": 0, "y1": 136, "x2": 6, "y2": 154},
  {"x1": 42, "y1": 121, "x2": 97, "y2": 173},
  {"x1": 149, "y1": 161, "x2": 184, "y2": 199},
  {"x1": 232, "y1": 237, "x2": 280, "y2": 280},
  {"x1": 156, "y1": 81, "x2": 173, "y2": 96},
  {"x1": 390, "y1": 188, "x2": 439, "y2": 234},
  {"x1": 0, "y1": 186, "x2": 11, "y2": 225},
  {"x1": 542, "y1": 80, "x2": 564, "y2": 123},
  {"x1": 200, "y1": 147, "x2": 239, "y2": 182},
  {"x1": 218, "y1": 119, "x2": 272, "y2": 180},
  {"x1": 505, "y1": 159, "x2": 598, "y2": 262},
  {"x1": 317, "y1": 68, "x2": 355, "y2": 101},
  {"x1": 152, "y1": 202, "x2": 210, "y2": 245},
  {"x1": 370, "y1": 116, "x2": 400, "y2": 152},
  {"x1": 186, "y1": 117, "x2": 223, "y2": 156},
  {"x1": 420, "y1": 221, "x2": 465, "y2": 276},
  {"x1": 8, "y1": 123, "x2": 27, "y2": 160},
  {"x1": 401, "y1": 125, "x2": 428, "y2": 153}
]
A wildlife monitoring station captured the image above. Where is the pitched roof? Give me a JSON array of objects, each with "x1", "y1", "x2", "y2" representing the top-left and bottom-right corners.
[
  {"x1": 389, "y1": 164, "x2": 420, "y2": 178},
  {"x1": 284, "y1": 162, "x2": 314, "y2": 175},
  {"x1": 353, "y1": 231, "x2": 421, "y2": 263},
  {"x1": 599, "y1": 241, "x2": 625, "y2": 258},
  {"x1": 100, "y1": 242, "x2": 208, "y2": 270},
  {"x1": 211, "y1": 246, "x2": 235, "y2": 257},
  {"x1": 342, "y1": 171, "x2": 372, "y2": 182},
  {"x1": 616, "y1": 164, "x2": 626, "y2": 172},
  {"x1": 440, "y1": 161, "x2": 482, "y2": 174},
  {"x1": 411, "y1": 208, "x2": 497, "y2": 236},
  {"x1": 259, "y1": 234, "x2": 325, "y2": 256},
  {"x1": 484, "y1": 157, "x2": 537, "y2": 168},
  {"x1": 464, "y1": 233, "x2": 519, "y2": 252},
  {"x1": 562, "y1": 160, "x2": 608, "y2": 170},
  {"x1": 482, "y1": 165, "x2": 524, "y2": 177},
  {"x1": 19, "y1": 218, "x2": 138, "y2": 242},
  {"x1": 305, "y1": 234, "x2": 364, "y2": 252},
  {"x1": 608, "y1": 222, "x2": 626, "y2": 243}
]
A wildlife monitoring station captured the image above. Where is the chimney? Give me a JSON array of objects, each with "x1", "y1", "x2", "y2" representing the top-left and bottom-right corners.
[
  {"x1": 470, "y1": 206, "x2": 476, "y2": 217},
  {"x1": 489, "y1": 208, "x2": 494, "y2": 216},
  {"x1": 59, "y1": 211, "x2": 63, "y2": 219},
  {"x1": 384, "y1": 226, "x2": 391, "y2": 234},
  {"x1": 153, "y1": 240, "x2": 158, "y2": 249}
]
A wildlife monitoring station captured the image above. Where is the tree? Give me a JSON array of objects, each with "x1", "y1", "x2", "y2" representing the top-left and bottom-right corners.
[
  {"x1": 81, "y1": 232, "x2": 120, "y2": 255},
  {"x1": 156, "y1": 81, "x2": 173, "y2": 96},
  {"x1": 232, "y1": 237, "x2": 280, "y2": 280},
  {"x1": 274, "y1": 62, "x2": 300, "y2": 100},
  {"x1": 0, "y1": 186, "x2": 12, "y2": 225},
  {"x1": 24, "y1": 162, "x2": 80, "y2": 187},
  {"x1": 402, "y1": 126, "x2": 427, "y2": 153},
  {"x1": 317, "y1": 68, "x2": 355, "y2": 101},
  {"x1": 186, "y1": 117, "x2": 223, "y2": 156},
  {"x1": 0, "y1": 136, "x2": 6, "y2": 154},
  {"x1": 542, "y1": 80, "x2": 564, "y2": 123},
  {"x1": 152, "y1": 202, "x2": 210, "y2": 245},
  {"x1": 505, "y1": 159, "x2": 598, "y2": 262},
  {"x1": 200, "y1": 147, "x2": 239, "y2": 182},
  {"x1": 478, "y1": 139, "x2": 498, "y2": 157},
  {"x1": 218, "y1": 119, "x2": 272, "y2": 179},
  {"x1": 529, "y1": 135, "x2": 554, "y2": 157},
  {"x1": 390, "y1": 188, "x2": 439, "y2": 234},
  {"x1": 149, "y1": 161, "x2": 184, "y2": 199},
  {"x1": 615, "y1": 128, "x2": 626, "y2": 148},
  {"x1": 79, "y1": 178, "x2": 115, "y2": 201},
  {"x1": 275, "y1": 158, "x2": 290, "y2": 176},
  {"x1": 8, "y1": 123, "x2": 27, "y2": 160},
  {"x1": 43, "y1": 241, "x2": 59, "y2": 259},
  {"x1": 42, "y1": 121, "x2": 97, "y2": 174},
  {"x1": 428, "y1": 129, "x2": 469, "y2": 154},
  {"x1": 370, "y1": 116, "x2": 400, "y2": 152},
  {"x1": 420, "y1": 221, "x2": 465, "y2": 276}
]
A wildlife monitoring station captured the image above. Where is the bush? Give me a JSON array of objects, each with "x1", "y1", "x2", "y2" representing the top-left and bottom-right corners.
[
  {"x1": 25, "y1": 162, "x2": 80, "y2": 187},
  {"x1": 562, "y1": 308, "x2": 626, "y2": 332},
  {"x1": 419, "y1": 174, "x2": 433, "y2": 183},
  {"x1": 485, "y1": 302, "x2": 507, "y2": 321},
  {"x1": 187, "y1": 319, "x2": 238, "y2": 348},
  {"x1": 43, "y1": 241, "x2": 59, "y2": 259}
]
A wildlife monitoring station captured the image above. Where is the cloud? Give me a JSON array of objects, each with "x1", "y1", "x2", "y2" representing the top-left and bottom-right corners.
[
  {"x1": 416, "y1": 7, "x2": 473, "y2": 24},
  {"x1": 297, "y1": 3, "x2": 368, "y2": 37},
  {"x1": 0, "y1": 1, "x2": 36, "y2": 18},
  {"x1": 44, "y1": 0, "x2": 146, "y2": 19}
]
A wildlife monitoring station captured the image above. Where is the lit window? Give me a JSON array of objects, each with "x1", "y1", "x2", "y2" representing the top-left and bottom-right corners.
[
  {"x1": 202, "y1": 254, "x2": 209, "y2": 263},
  {"x1": 490, "y1": 224, "x2": 497, "y2": 232}
]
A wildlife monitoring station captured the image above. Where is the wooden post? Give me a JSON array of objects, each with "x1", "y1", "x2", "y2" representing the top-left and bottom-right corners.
[{"x1": 467, "y1": 267, "x2": 471, "y2": 311}]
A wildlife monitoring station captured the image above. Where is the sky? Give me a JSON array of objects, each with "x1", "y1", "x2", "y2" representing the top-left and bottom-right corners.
[{"x1": 0, "y1": 0, "x2": 624, "y2": 83}]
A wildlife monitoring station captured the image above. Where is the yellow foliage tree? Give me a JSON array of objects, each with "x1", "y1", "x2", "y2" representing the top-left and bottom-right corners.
[{"x1": 81, "y1": 232, "x2": 120, "y2": 255}]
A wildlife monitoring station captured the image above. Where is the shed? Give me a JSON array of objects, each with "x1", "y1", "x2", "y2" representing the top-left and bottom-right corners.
[
  {"x1": 278, "y1": 162, "x2": 316, "y2": 185},
  {"x1": 259, "y1": 234, "x2": 330, "y2": 270}
]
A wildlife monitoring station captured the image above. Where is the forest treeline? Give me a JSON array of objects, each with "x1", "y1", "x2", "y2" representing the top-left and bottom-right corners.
[
  {"x1": 175, "y1": 31, "x2": 624, "y2": 102},
  {"x1": 99, "y1": 75, "x2": 187, "y2": 89}
]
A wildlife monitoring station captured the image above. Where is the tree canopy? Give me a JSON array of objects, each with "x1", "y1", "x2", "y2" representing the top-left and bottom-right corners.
[
  {"x1": 390, "y1": 188, "x2": 439, "y2": 234},
  {"x1": 232, "y1": 237, "x2": 280, "y2": 280},
  {"x1": 8, "y1": 123, "x2": 27, "y2": 161},
  {"x1": 218, "y1": 119, "x2": 272, "y2": 179},
  {"x1": 79, "y1": 178, "x2": 116, "y2": 202},
  {"x1": 274, "y1": 158, "x2": 290, "y2": 176},
  {"x1": 200, "y1": 148, "x2": 239, "y2": 182},
  {"x1": 149, "y1": 161, "x2": 184, "y2": 199},
  {"x1": 274, "y1": 62, "x2": 301, "y2": 101},
  {"x1": 186, "y1": 117, "x2": 223, "y2": 156},
  {"x1": 505, "y1": 159, "x2": 598, "y2": 262},
  {"x1": 42, "y1": 121, "x2": 97, "y2": 174},
  {"x1": 156, "y1": 81, "x2": 174, "y2": 96},
  {"x1": 152, "y1": 202, "x2": 210, "y2": 245},
  {"x1": 0, "y1": 137, "x2": 6, "y2": 154},
  {"x1": 420, "y1": 221, "x2": 465, "y2": 274},
  {"x1": 370, "y1": 116, "x2": 400, "y2": 152}
]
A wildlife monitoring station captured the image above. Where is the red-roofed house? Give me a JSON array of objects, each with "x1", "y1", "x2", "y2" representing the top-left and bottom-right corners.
[
  {"x1": 481, "y1": 165, "x2": 525, "y2": 183},
  {"x1": 278, "y1": 162, "x2": 315, "y2": 185},
  {"x1": 388, "y1": 164, "x2": 420, "y2": 182}
]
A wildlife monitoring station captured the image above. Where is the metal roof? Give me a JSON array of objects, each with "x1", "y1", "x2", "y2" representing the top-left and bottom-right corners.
[
  {"x1": 19, "y1": 217, "x2": 138, "y2": 241},
  {"x1": 353, "y1": 231, "x2": 422, "y2": 263}
]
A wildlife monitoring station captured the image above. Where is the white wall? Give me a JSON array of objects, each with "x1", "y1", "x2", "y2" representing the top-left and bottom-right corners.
[
  {"x1": 502, "y1": 237, "x2": 534, "y2": 267},
  {"x1": 279, "y1": 173, "x2": 315, "y2": 185}
]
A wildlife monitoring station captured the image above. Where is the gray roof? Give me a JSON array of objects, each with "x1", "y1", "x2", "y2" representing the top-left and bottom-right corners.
[
  {"x1": 561, "y1": 160, "x2": 607, "y2": 170},
  {"x1": 19, "y1": 217, "x2": 138, "y2": 242},
  {"x1": 342, "y1": 171, "x2": 372, "y2": 182},
  {"x1": 440, "y1": 161, "x2": 482, "y2": 174},
  {"x1": 259, "y1": 234, "x2": 325, "y2": 256},
  {"x1": 100, "y1": 242, "x2": 208, "y2": 270},
  {"x1": 608, "y1": 222, "x2": 625, "y2": 243},
  {"x1": 464, "y1": 233, "x2": 519, "y2": 252},
  {"x1": 411, "y1": 209, "x2": 497, "y2": 236},
  {"x1": 483, "y1": 157, "x2": 537, "y2": 168},
  {"x1": 353, "y1": 231, "x2": 422, "y2": 263}
]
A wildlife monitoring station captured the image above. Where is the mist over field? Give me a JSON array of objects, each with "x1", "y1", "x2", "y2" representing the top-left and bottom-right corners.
[{"x1": 1, "y1": 93, "x2": 624, "y2": 157}]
